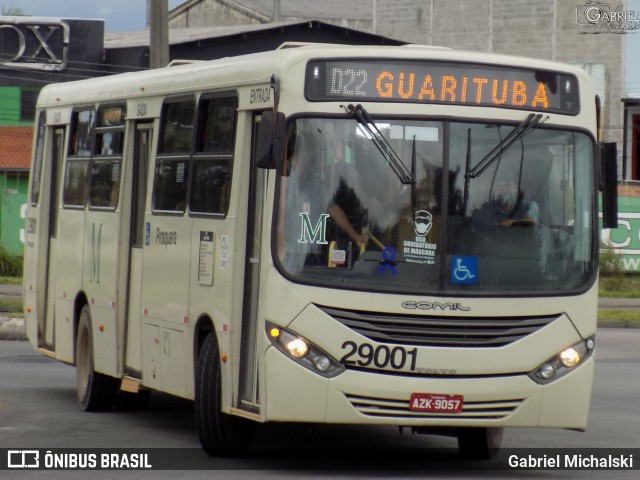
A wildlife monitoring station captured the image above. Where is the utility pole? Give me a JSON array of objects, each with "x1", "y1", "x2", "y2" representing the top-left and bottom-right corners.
[
  {"x1": 273, "y1": 0, "x2": 281, "y2": 22},
  {"x1": 148, "y1": 0, "x2": 169, "y2": 68}
]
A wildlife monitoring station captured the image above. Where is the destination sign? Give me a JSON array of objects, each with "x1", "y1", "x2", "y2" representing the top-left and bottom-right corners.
[{"x1": 305, "y1": 59, "x2": 580, "y2": 114}]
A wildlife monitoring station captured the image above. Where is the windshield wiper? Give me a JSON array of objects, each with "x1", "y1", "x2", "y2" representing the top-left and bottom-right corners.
[
  {"x1": 344, "y1": 104, "x2": 415, "y2": 185},
  {"x1": 465, "y1": 113, "x2": 543, "y2": 179}
]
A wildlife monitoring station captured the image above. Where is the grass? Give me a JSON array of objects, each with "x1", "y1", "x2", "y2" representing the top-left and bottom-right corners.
[
  {"x1": 598, "y1": 308, "x2": 640, "y2": 325},
  {"x1": 598, "y1": 274, "x2": 640, "y2": 298},
  {"x1": 0, "y1": 298, "x2": 23, "y2": 318},
  {"x1": 0, "y1": 249, "x2": 22, "y2": 278},
  {"x1": 0, "y1": 276, "x2": 22, "y2": 318}
]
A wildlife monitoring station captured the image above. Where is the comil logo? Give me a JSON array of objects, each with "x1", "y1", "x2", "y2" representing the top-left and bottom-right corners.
[{"x1": 8, "y1": 450, "x2": 40, "y2": 469}]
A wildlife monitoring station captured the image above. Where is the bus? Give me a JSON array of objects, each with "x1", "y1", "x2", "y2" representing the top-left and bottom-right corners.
[{"x1": 23, "y1": 43, "x2": 618, "y2": 458}]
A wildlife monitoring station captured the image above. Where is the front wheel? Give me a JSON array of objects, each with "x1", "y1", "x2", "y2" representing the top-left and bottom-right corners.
[
  {"x1": 195, "y1": 333, "x2": 256, "y2": 456},
  {"x1": 457, "y1": 427, "x2": 503, "y2": 459},
  {"x1": 75, "y1": 305, "x2": 117, "y2": 411}
]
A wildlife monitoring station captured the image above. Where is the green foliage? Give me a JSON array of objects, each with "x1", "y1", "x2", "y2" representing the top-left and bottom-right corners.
[
  {"x1": 599, "y1": 274, "x2": 640, "y2": 298},
  {"x1": 599, "y1": 240, "x2": 623, "y2": 276},
  {"x1": 0, "y1": 248, "x2": 23, "y2": 277},
  {"x1": 598, "y1": 308, "x2": 640, "y2": 325}
]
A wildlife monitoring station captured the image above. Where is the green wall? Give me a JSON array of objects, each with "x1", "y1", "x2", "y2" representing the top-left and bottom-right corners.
[
  {"x1": 601, "y1": 185, "x2": 640, "y2": 272},
  {"x1": 0, "y1": 174, "x2": 28, "y2": 255}
]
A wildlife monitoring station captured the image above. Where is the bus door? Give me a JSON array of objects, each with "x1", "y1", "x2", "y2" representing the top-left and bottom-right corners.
[
  {"x1": 124, "y1": 122, "x2": 153, "y2": 375},
  {"x1": 42, "y1": 127, "x2": 65, "y2": 349},
  {"x1": 238, "y1": 114, "x2": 267, "y2": 411}
]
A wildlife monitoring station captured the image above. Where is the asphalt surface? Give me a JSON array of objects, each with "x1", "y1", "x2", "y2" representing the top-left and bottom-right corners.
[{"x1": 1, "y1": 283, "x2": 639, "y2": 340}]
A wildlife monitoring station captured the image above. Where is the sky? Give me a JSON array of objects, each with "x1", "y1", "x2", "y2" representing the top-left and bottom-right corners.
[{"x1": 2, "y1": 0, "x2": 185, "y2": 32}]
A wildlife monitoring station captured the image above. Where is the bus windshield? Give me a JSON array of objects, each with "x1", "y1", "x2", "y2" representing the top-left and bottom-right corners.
[{"x1": 275, "y1": 116, "x2": 595, "y2": 295}]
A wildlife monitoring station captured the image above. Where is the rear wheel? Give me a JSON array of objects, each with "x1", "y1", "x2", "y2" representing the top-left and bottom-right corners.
[
  {"x1": 195, "y1": 333, "x2": 256, "y2": 456},
  {"x1": 75, "y1": 305, "x2": 117, "y2": 411},
  {"x1": 457, "y1": 427, "x2": 503, "y2": 459}
]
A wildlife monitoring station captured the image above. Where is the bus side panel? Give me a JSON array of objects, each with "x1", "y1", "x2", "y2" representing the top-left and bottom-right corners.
[
  {"x1": 83, "y1": 210, "x2": 121, "y2": 377},
  {"x1": 125, "y1": 249, "x2": 144, "y2": 372},
  {"x1": 140, "y1": 214, "x2": 191, "y2": 398},
  {"x1": 53, "y1": 208, "x2": 86, "y2": 364},
  {"x1": 23, "y1": 121, "x2": 50, "y2": 351},
  {"x1": 24, "y1": 118, "x2": 69, "y2": 353},
  {"x1": 187, "y1": 218, "x2": 231, "y2": 401},
  {"x1": 188, "y1": 218, "x2": 244, "y2": 406}
]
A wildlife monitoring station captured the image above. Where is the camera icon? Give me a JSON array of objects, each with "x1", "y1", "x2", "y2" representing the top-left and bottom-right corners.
[{"x1": 576, "y1": 1, "x2": 611, "y2": 25}]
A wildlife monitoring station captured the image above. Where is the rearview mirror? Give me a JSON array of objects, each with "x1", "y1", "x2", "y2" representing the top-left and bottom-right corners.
[
  {"x1": 600, "y1": 142, "x2": 618, "y2": 229},
  {"x1": 256, "y1": 111, "x2": 286, "y2": 169}
]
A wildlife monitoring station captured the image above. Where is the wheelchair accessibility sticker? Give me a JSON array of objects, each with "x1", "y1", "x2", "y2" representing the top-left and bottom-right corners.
[{"x1": 451, "y1": 256, "x2": 477, "y2": 284}]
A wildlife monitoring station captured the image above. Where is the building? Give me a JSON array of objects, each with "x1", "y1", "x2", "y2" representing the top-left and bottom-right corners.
[
  {"x1": 169, "y1": 0, "x2": 374, "y2": 32},
  {"x1": 0, "y1": 125, "x2": 32, "y2": 256},
  {"x1": 105, "y1": 19, "x2": 402, "y2": 68}
]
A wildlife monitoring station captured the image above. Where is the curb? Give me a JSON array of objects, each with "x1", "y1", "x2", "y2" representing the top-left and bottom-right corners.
[{"x1": 597, "y1": 319, "x2": 640, "y2": 329}]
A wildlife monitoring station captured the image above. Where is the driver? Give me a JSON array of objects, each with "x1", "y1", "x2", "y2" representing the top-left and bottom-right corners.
[{"x1": 473, "y1": 180, "x2": 538, "y2": 227}]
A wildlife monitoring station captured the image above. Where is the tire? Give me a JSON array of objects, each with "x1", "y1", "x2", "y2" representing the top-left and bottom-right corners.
[
  {"x1": 457, "y1": 427, "x2": 503, "y2": 460},
  {"x1": 75, "y1": 305, "x2": 117, "y2": 412},
  {"x1": 195, "y1": 333, "x2": 256, "y2": 456}
]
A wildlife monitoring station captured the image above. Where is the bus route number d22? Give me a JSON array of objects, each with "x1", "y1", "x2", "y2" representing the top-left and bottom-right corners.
[
  {"x1": 330, "y1": 68, "x2": 368, "y2": 96},
  {"x1": 340, "y1": 341, "x2": 417, "y2": 371}
]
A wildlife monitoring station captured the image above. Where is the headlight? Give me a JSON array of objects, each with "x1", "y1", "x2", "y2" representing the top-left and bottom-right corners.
[
  {"x1": 266, "y1": 322, "x2": 345, "y2": 378},
  {"x1": 528, "y1": 336, "x2": 595, "y2": 384}
]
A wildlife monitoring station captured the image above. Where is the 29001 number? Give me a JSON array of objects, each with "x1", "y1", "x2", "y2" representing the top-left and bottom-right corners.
[{"x1": 340, "y1": 341, "x2": 418, "y2": 371}]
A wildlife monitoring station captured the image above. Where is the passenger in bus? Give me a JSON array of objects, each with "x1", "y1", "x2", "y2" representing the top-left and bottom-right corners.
[
  {"x1": 326, "y1": 139, "x2": 369, "y2": 252},
  {"x1": 278, "y1": 131, "x2": 368, "y2": 271},
  {"x1": 473, "y1": 180, "x2": 539, "y2": 227}
]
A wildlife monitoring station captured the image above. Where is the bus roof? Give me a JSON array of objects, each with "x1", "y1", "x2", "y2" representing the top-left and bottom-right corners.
[{"x1": 37, "y1": 43, "x2": 593, "y2": 108}]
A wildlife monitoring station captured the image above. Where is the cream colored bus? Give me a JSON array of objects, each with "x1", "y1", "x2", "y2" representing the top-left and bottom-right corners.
[{"x1": 23, "y1": 43, "x2": 617, "y2": 458}]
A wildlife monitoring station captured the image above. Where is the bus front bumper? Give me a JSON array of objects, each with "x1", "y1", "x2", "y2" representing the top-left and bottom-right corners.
[{"x1": 262, "y1": 346, "x2": 594, "y2": 430}]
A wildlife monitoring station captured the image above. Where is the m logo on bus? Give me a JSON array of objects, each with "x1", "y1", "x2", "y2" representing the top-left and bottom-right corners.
[
  {"x1": 90, "y1": 223, "x2": 102, "y2": 284},
  {"x1": 298, "y1": 212, "x2": 329, "y2": 244}
]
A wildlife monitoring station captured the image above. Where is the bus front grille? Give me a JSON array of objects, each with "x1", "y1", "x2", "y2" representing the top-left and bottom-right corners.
[
  {"x1": 319, "y1": 306, "x2": 558, "y2": 348},
  {"x1": 345, "y1": 393, "x2": 524, "y2": 420}
]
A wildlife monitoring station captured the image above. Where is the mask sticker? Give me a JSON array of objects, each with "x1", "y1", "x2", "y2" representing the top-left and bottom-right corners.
[
  {"x1": 403, "y1": 210, "x2": 437, "y2": 265},
  {"x1": 451, "y1": 256, "x2": 478, "y2": 284},
  {"x1": 413, "y1": 210, "x2": 432, "y2": 237}
]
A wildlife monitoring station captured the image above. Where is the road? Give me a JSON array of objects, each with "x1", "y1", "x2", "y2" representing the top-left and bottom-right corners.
[{"x1": 0, "y1": 328, "x2": 638, "y2": 479}]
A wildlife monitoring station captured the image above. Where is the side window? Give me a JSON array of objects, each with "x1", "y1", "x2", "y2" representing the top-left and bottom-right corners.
[
  {"x1": 190, "y1": 96, "x2": 237, "y2": 215},
  {"x1": 63, "y1": 109, "x2": 95, "y2": 207},
  {"x1": 152, "y1": 99, "x2": 195, "y2": 212},
  {"x1": 30, "y1": 111, "x2": 46, "y2": 206},
  {"x1": 89, "y1": 105, "x2": 125, "y2": 208}
]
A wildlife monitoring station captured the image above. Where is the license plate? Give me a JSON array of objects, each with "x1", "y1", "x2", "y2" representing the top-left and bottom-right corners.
[{"x1": 409, "y1": 393, "x2": 464, "y2": 413}]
